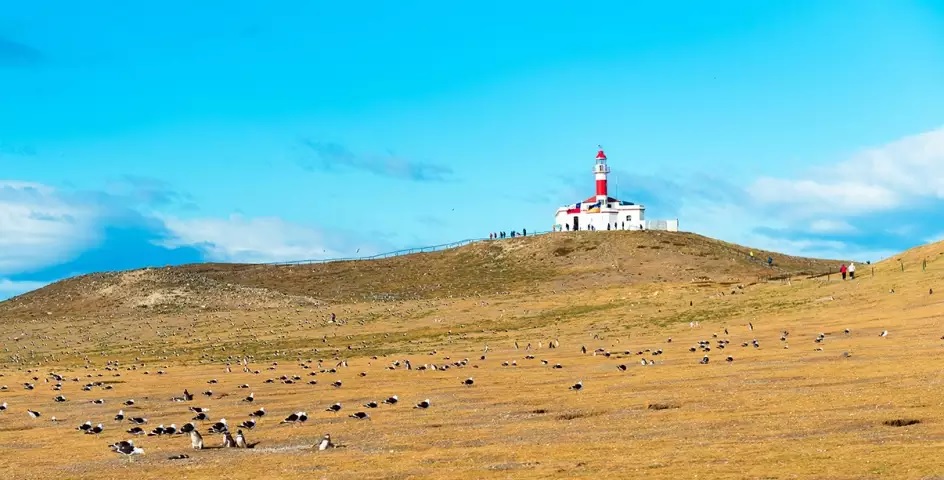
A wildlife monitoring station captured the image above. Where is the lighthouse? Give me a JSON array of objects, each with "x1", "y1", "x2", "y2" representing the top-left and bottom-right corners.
[
  {"x1": 594, "y1": 146, "x2": 610, "y2": 203},
  {"x1": 553, "y1": 146, "x2": 679, "y2": 232}
]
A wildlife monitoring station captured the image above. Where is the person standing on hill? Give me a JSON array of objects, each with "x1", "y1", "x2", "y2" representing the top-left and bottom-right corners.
[
  {"x1": 848, "y1": 262, "x2": 856, "y2": 279},
  {"x1": 840, "y1": 264, "x2": 847, "y2": 280}
]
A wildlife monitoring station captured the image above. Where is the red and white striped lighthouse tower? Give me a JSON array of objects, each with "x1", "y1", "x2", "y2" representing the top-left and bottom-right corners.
[
  {"x1": 555, "y1": 145, "x2": 678, "y2": 232},
  {"x1": 594, "y1": 145, "x2": 610, "y2": 203}
]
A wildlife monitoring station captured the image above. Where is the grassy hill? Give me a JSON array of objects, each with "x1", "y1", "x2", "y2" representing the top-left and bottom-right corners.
[
  {"x1": 4, "y1": 232, "x2": 941, "y2": 479},
  {"x1": 0, "y1": 231, "x2": 841, "y2": 318}
]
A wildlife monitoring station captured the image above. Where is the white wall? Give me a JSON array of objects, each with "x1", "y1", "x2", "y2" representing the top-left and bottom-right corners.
[
  {"x1": 554, "y1": 208, "x2": 647, "y2": 231},
  {"x1": 645, "y1": 219, "x2": 679, "y2": 232},
  {"x1": 613, "y1": 205, "x2": 644, "y2": 229}
]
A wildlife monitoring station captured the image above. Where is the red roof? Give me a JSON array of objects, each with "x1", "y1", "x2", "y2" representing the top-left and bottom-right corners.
[
  {"x1": 595, "y1": 148, "x2": 607, "y2": 160},
  {"x1": 582, "y1": 195, "x2": 625, "y2": 204}
]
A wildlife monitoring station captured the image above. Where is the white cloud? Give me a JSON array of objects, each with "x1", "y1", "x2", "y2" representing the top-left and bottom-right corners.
[
  {"x1": 158, "y1": 214, "x2": 376, "y2": 264},
  {"x1": 0, "y1": 279, "x2": 50, "y2": 300},
  {"x1": 0, "y1": 181, "x2": 101, "y2": 275},
  {"x1": 670, "y1": 189, "x2": 897, "y2": 262},
  {"x1": 747, "y1": 177, "x2": 900, "y2": 216},
  {"x1": 676, "y1": 201, "x2": 845, "y2": 256},
  {"x1": 649, "y1": 126, "x2": 943, "y2": 262},
  {"x1": 746, "y1": 126, "x2": 944, "y2": 217},
  {"x1": 835, "y1": 127, "x2": 944, "y2": 198},
  {"x1": 0, "y1": 179, "x2": 377, "y2": 288},
  {"x1": 808, "y1": 219, "x2": 856, "y2": 234}
]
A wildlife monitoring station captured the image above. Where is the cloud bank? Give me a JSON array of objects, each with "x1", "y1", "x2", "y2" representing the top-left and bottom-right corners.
[
  {"x1": 607, "y1": 126, "x2": 944, "y2": 262},
  {"x1": 0, "y1": 178, "x2": 381, "y2": 299},
  {"x1": 748, "y1": 128, "x2": 944, "y2": 215}
]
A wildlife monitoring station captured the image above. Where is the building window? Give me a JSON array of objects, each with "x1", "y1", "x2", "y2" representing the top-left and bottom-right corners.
[{"x1": 626, "y1": 215, "x2": 632, "y2": 221}]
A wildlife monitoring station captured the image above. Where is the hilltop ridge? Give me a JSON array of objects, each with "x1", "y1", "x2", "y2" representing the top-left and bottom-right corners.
[
  {"x1": 875, "y1": 236, "x2": 944, "y2": 270},
  {"x1": 0, "y1": 231, "x2": 841, "y2": 318}
]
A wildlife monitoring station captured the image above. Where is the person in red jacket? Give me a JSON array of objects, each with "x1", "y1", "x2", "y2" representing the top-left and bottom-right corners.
[{"x1": 839, "y1": 263, "x2": 847, "y2": 280}]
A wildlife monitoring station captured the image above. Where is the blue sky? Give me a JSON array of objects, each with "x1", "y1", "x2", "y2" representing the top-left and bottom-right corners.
[{"x1": 2, "y1": 0, "x2": 944, "y2": 299}]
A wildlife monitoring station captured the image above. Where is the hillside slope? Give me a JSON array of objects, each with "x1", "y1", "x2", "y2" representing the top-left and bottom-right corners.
[
  {"x1": 0, "y1": 231, "x2": 842, "y2": 318},
  {"x1": 875, "y1": 236, "x2": 944, "y2": 271},
  {"x1": 2, "y1": 235, "x2": 944, "y2": 479}
]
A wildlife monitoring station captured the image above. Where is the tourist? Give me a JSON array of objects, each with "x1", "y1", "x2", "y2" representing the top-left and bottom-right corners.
[
  {"x1": 840, "y1": 264, "x2": 847, "y2": 280},
  {"x1": 849, "y1": 262, "x2": 856, "y2": 279}
]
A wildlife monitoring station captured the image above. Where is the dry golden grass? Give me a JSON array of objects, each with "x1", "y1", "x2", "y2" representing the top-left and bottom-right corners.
[
  {"x1": 0, "y1": 232, "x2": 942, "y2": 479},
  {"x1": 0, "y1": 231, "x2": 838, "y2": 318}
]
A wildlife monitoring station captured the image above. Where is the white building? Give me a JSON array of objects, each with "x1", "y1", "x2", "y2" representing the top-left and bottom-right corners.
[{"x1": 554, "y1": 147, "x2": 679, "y2": 232}]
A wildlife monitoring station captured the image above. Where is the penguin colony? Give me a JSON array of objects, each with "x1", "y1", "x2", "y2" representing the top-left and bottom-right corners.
[{"x1": 0, "y1": 322, "x2": 890, "y2": 460}]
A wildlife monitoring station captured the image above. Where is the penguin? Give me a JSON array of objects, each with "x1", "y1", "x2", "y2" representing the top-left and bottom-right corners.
[
  {"x1": 317, "y1": 434, "x2": 334, "y2": 451},
  {"x1": 235, "y1": 429, "x2": 247, "y2": 448},
  {"x1": 222, "y1": 431, "x2": 236, "y2": 448},
  {"x1": 190, "y1": 429, "x2": 204, "y2": 450}
]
